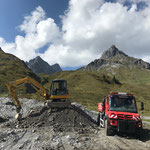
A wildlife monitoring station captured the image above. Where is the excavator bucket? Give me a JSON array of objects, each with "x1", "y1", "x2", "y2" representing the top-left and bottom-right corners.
[{"x1": 15, "y1": 113, "x2": 22, "y2": 121}]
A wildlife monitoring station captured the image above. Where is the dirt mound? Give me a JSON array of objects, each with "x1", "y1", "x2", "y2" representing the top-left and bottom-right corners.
[
  {"x1": 13, "y1": 105, "x2": 97, "y2": 133},
  {"x1": 0, "y1": 98, "x2": 150, "y2": 150}
]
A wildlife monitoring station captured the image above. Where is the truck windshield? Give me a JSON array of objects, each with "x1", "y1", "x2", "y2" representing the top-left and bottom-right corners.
[{"x1": 110, "y1": 96, "x2": 137, "y2": 113}]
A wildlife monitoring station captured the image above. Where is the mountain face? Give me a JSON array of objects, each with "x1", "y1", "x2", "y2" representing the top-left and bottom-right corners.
[
  {"x1": 51, "y1": 63, "x2": 62, "y2": 72},
  {"x1": 83, "y1": 45, "x2": 150, "y2": 71},
  {"x1": 100, "y1": 45, "x2": 128, "y2": 60},
  {"x1": 0, "y1": 47, "x2": 40, "y2": 94},
  {"x1": 26, "y1": 56, "x2": 62, "y2": 74}
]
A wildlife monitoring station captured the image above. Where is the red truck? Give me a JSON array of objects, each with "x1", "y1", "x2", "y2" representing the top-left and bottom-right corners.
[{"x1": 97, "y1": 92, "x2": 144, "y2": 136}]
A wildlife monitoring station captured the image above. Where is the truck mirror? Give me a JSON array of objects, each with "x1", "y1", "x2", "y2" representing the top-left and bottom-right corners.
[{"x1": 141, "y1": 102, "x2": 144, "y2": 111}]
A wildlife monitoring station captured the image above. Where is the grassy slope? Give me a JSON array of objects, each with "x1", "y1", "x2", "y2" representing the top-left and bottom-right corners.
[
  {"x1": 37, "y1": 69, "x2": 150, "y2": 115},
  {"x1": 0, "y1": 49, "x2": 39, "y2": 95}
]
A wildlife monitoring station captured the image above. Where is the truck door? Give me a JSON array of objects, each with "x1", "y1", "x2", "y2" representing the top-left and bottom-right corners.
[{"x1": 105, "y1": 97, "x2": 110, "y2": 115}]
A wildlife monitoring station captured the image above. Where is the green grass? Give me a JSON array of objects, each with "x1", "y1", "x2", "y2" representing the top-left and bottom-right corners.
[
  {"x1": 0, "y1": 93, "x2": 9, "y2": 97},
  {"x1": 0, "y1": 49, "x2": 40, "y2": 95},
  {"x1": 143, "y1": 119, "x2": 150, "y2": 122}
]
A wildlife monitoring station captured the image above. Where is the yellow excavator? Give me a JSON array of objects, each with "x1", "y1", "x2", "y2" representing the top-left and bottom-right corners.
[{"x1": 6, "y1": 76, "x2": 71, "y2": 120}]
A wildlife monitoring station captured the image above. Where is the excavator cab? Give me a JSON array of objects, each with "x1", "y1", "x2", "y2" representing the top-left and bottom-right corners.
[
  {"x1": 50, "y1": 79, "x2": 68, "y2": 96},
  {"x1": 45, "y1": 79, "x2": 70, "y2": 107},
  {"x1": 50, "y1": 79, "x2": 69, "y2": 100}
]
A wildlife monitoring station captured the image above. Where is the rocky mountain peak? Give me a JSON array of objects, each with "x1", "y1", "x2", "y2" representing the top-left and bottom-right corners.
[
  {"x1": 35, "y1": 56, "x2": 42, "y2": 60},
  {"x1": 83, "y1": 45, "x2": 150, "y2": 72},
  {"x1": 26, "y1": 56, "x2": 62, "y2": 74},
  {"x1": 100, "y1": 45, "x2": 127, "y2": 60},
  {"x1": 32, "y1": 56, "x2": 43, "y2": 63},
  {"x1": 52, "y1": 63, "x2": 62, "y2": 72}
]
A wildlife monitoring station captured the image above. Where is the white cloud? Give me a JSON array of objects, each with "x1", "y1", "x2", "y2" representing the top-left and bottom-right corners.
[
  {"x1": 0, "y1": 37, "x2": 16, "y2": 54},
  {"x1": 41, "y1": 44, "x2": 97, "y2": 67},
  {"x1": 1, "y1": 0, "x2": 150, "y2": 68},
  {"x1": 19, "y1": 6, "x2": 46, "y2": 34},
  {"x1": 61, "y1": 0, "x2": 150, "y2": 61},
  {"x1": 0, "y1": 6, "x2": 61, "y2": 61}
]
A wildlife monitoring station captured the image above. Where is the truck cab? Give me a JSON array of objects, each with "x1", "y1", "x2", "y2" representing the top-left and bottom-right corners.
[{"x1": 97, "y1": 92, "x2": 143, "y2": 136}]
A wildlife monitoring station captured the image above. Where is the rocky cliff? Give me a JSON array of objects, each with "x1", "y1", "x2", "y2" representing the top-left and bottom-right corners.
[
  {"x1": 83, "y1": 45, "x2": 150, "y2": 71},
  {"x1": 26, "y1": 56, "x2": 62, "y2": 74}
]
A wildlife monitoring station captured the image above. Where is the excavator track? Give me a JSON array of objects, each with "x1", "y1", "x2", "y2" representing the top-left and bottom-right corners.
[{"x1": 45, "y1": 99, "x2": 71, "y2": 108}]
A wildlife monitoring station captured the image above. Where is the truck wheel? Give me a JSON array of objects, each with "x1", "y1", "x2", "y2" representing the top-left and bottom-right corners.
[
  {"x1": 97, "y1": 113, "x2": 100, "y2": 126},
  {"x1": 105, "y1": 118, "x2": 113, "y2": 136}
]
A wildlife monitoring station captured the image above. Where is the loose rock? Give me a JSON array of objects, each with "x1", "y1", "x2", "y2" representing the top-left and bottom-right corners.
[{"x1": 0, "y1": 97, "x2": 150, "y2": 150}]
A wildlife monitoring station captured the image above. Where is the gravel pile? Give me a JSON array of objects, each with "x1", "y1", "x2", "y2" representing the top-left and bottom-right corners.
[
  {"x1": 0, "y1": 97, "x2": 150, "y2": 150},
  {"x1": 13, "y1": 106, "x2": 98, "y2": 133}
]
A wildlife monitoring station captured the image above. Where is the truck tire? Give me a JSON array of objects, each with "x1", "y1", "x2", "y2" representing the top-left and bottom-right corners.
[
  {"x1": 97, "y1": 113, "x2": 100, "y2": 126},
  {"x1": 105, "y1": 118, "x2": 113, "y2": 136}
]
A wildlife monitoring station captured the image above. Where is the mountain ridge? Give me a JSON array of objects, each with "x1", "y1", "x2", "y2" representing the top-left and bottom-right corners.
[
  {"x1": 26, "y1": 56, "x2": 62, "y2": 74},
  {"x1": 83, "y1": 45, "x2": 150, "y2": 71}
]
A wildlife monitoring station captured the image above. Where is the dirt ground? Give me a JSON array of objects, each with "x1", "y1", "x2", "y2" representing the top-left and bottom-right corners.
[{"x1": 0, "y1": 97, "x2": 150, "y2": 150}]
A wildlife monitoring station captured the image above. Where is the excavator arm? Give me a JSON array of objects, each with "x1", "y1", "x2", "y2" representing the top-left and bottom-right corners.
[{"x1": 6, "y1": 77, "x2": 49, "y2": 115}]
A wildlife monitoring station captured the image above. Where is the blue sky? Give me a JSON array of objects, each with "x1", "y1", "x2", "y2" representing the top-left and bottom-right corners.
[
  {"x1": 0, "y1": 0, "x2": 150, "y2": 70},
  {"x1": 0, "y1": 0, "x2": 69, "y2": 42}
]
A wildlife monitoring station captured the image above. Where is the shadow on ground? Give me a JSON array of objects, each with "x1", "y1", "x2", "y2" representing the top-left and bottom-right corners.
[
  {"x1": 112, "y1": 127, "x2": 150, "y2": 142},
  {"x1": 141, "y1": 128, "x2": 150, "y2": 142}
]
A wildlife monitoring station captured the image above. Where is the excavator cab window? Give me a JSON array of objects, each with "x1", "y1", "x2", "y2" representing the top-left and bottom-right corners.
[{"x1": 50, "y1": 80, "x2": 68, "y2": 96}]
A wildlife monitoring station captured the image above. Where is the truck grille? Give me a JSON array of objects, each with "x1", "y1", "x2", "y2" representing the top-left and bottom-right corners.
[
  {"x1": 118, "y1": 120, "x2": 136, "y2": 133},
  {"x1": 117, "y1": 114, "x2": 132, "y2": 120},
  {"x1": 117, "y1": 114, "x2": 123, "y2": 119}
]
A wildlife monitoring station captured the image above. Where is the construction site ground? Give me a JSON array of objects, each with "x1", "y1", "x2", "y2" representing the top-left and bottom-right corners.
[{"x1": 0, "y1": 97, "x2": 150, "y2": 150}]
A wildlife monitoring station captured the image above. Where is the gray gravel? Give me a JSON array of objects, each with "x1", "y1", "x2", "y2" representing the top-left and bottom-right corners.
[
  {"x1": 143, "y1": 116, "x2": 150, "y2": 120},
  {"x1": 0, "y1": 97, "x2": 150, "y2": 150},
  {"x1": 0, "y1": 97, "x2": 44, "y2": 120}
]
